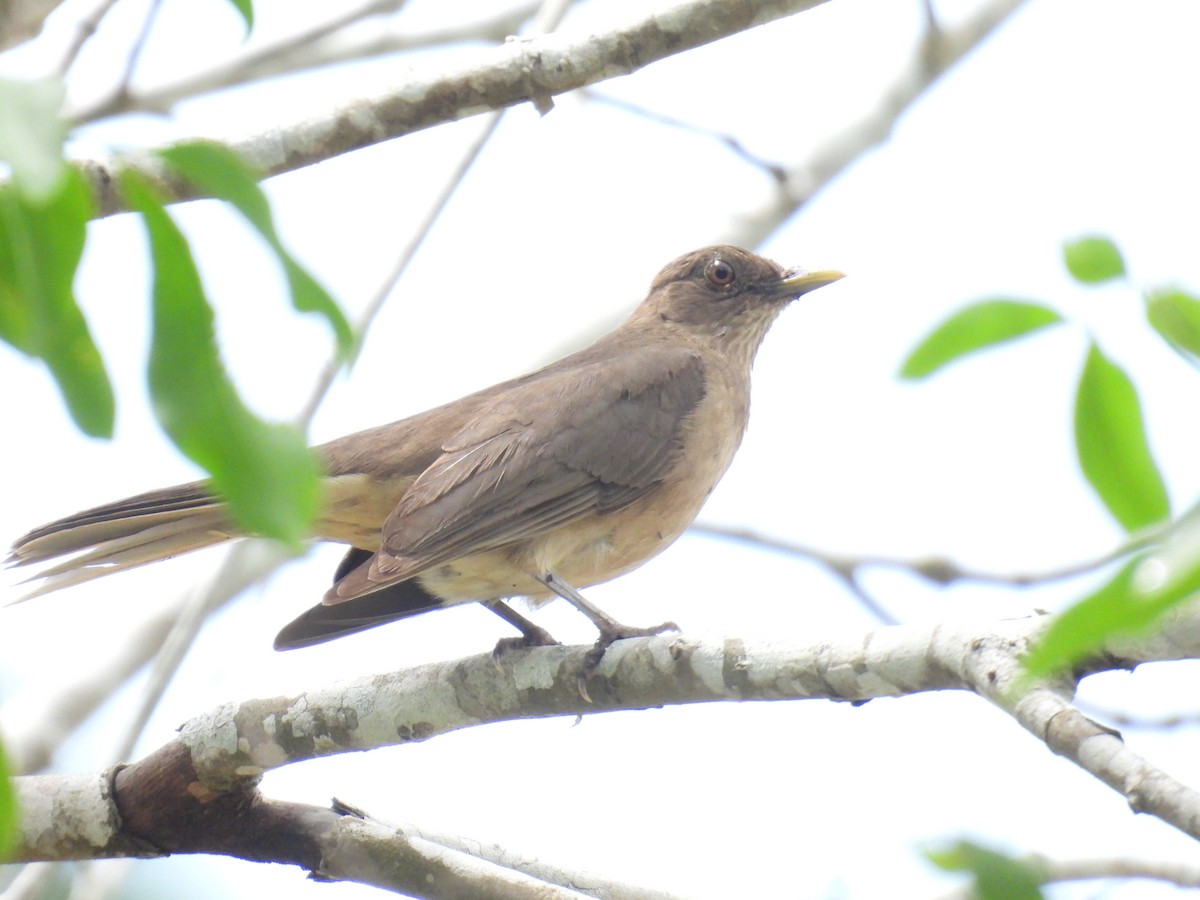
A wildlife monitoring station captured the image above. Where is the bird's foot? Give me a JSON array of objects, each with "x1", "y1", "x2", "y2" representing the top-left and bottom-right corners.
[
  {"x1": 491, "y1": 624, "x2": 561, "y2": 668},
  {"x1": 576, "y1": 619, "x2": 680, "y2": 702}
]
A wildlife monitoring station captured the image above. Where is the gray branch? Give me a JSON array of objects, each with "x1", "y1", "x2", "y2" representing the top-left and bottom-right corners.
[
  {"x1": 67, "y1": 2, "x2": 543, "y2": 120},
  {"x1": 69, "y1": 0, "x2": 831, "y2": 217},
  {"x1": 717, "y1": 0, "x2": 1032, "y2": 248},
  {"x1": 934, "y1": 855, "x2": 1200, "y2": 898},
  {"x1": 0, "y1": 0, "x2": 68, "y2": 52},
  {"x1": 11, "y1": 610, "x2": 1200, "y2": 897}
]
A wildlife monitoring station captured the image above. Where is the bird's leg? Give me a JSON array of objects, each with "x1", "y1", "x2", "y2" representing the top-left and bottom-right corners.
[
  {"x1": 535, "y1": 572, "x2": 679, "y2": 688},
  {"x1": 485, "y1": 600, "x2": 560, "y2": 660}
]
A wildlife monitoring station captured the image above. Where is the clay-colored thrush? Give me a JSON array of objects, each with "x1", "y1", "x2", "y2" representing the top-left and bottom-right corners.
[{"x1": 8, "y1": 246, "x2": 842, "y2": 665}]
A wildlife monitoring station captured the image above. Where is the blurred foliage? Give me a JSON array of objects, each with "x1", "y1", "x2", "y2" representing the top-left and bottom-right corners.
[
  {"x1": 1063, "y1": 234, "x2": 1126, "y2": 285},
  {"x1": 927, "y1": 840, "x2": 1044, "y2": 900},
  {"x1": 0, "y1": 78, "x2": 113, "y2": 437},
  {"x1": 157, "y1": 142, "x2": 352, "y2": 356},
  {"x1": 903, "y1": 234, "x2": 1194, "y2": 677},
  {"x1": 0, "y1": 72, "x2": 348, "y2": 544},
  {"x1": 120, "y1": 169, "x2": 322, "y2": 546},
  {"x1": 224, "y1": 0, "x2": 254, "y2": 32},
  {"x1": 0, "y1": 739, "x2": 16, "y2": 861},
  {"x1": 0, "y1": 77, "x2": 68, "y2": 200},
  {"x1": 899, "y1": 299, "x2": 1063, "y2": 378},
  {"x1": 1146, "y1": 287, "x2": 1200, "y2": 365},
  {"x1": 0, "y1": 168, "x2": 113, "y2": 437},
  {"x1": 1073, "y1": 341, "x2": 1169, "y2": 532}
]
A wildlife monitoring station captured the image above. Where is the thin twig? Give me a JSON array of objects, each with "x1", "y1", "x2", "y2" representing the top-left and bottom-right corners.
[
  {"x1": 690, "y1": 520, "x2": 1162, "y2": 589},
  {"x1": 1076, "y1": 699, "x2": 1200, "y2": 732},
  {"x1": 108, "y1": 0, "x2": 167, "y2": 109},
  {"x1": 67, "y1": 1, "x2": 539, "y2": 122},
  {"x1": 934, "y1": 855, "x2": 1200, "y2": 899},
  {"x1": 108, "y1": 541, "x2": 296, "y2": 763},
  {"x1": 295, "y1": 109, "x2": 506, "y2": 423},
  {"x1": 1029, "y1": 855, "x2": 1200, "y2": 889},
  {"x1": 582, "y1": 90, "x2": 788, "y2": 181},
  {"x1": 54, "y1": 0, "x2": 122, "y2": 78},
  {"x1": 717, "y1": 0, "x2": 1032, "y2": 250},
  {"x1": 253, "y1": 0, "x2": 411, "y2": 55},
  {"x1": 298, "y1": 0, "x2": 572, "y2": 423},
  {"x1": 62, "y1": 0, "x2": 830, "y2": 216},
  {"x1": 170, "y1": 0, "x2": 416, "y2": 103},
  {"x1": 394, "y1": 817, "x2": 685, "y2": 900}
]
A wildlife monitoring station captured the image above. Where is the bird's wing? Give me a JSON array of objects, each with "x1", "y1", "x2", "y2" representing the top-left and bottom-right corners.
[{"x1": 327, "y1": 346, "x2": 706, "y2": 602}]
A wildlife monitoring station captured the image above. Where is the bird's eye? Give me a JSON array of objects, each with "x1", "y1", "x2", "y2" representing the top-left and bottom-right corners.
[{"x1": 705, "y1": 259, "x2": 736, "y2": 287}]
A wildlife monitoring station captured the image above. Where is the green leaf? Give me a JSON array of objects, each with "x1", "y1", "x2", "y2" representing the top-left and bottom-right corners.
[
  {"x1": 0, "y1": 77, "x2": 68, "y2": 201},
  {"x1": 120, "y1": 170, "x2": 319, "y2": 546},
  {"x1": 0, "y1": 169, "x2": 114, "y2": 437},
  {"x1": 1024, "y1": 559, "x2": 1139, "y2": 677},
  {"x1": 899, "y1": 299, "x2": 1063, "y2": 379},
  {"x1": 0, "y1": 740, "x2": 16, "y2": 861},
  {"x1": 926, "y1": 841, "x2": 1043, "y2": 900},
  {"x1": 1063, "y1": 235, "x2": 1125, "y2": 285},
  {"x1": 1146, "y1": 287, "x2": 1200, "y2": 361},
  {"x1": 157, "y1": 141, "x2": 352, "y2": 357},
  {"x1": 224, "y1": 0, "x2": 254, "y2": 32},
  {"x1": 1074, "y1": 342, "x2": 1169, "y2": 531},
  {"x1": 1023, "y1": 547, "x2": 1200, "y2": 677}
]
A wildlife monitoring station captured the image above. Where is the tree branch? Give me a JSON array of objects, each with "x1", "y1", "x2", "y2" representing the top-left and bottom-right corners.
[
  {"x1": 935, "y1": 855, "x2": 1200, "y2": 899},
  {"x1": 0, "y1": 0, "x2": 68, "y2": 52},
  {"x1": 716, "y1": 0, "x2": 1032, "y2": 248},
  {"x1": 17, "y1": 763, "x2": 594, "y2": 898},
  {"x1": 66, "y1": 0, "x2": 830, "y2": 217},
  {"x1": 68, "y1": 2, "x2": 542, "y2": 121},
  {"x1": 54, "y1": 0, "x2": 122, "y2": 77},
  {"x1": 690, "y1": 520, "x2": 1161, "y2": 589},
  {"x1": 13, "y1": 609, "x2": 1200, "y2": 887}
]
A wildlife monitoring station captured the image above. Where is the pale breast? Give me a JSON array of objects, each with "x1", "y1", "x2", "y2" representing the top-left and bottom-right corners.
[{"x1": 540, "y1": 355, "x2": 749, "y2": 586}]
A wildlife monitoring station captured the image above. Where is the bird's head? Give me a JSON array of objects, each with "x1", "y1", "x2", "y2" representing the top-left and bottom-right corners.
[{"x1": 638, "y1": 245, "x2": 844, "y2": 366}]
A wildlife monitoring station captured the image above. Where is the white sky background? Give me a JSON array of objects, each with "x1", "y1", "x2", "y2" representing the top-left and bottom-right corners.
[{"x1": 3, "y1": 0, "x2": 1200, "y2": 897}]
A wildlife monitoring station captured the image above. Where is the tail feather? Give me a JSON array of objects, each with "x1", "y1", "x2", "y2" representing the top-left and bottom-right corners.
[
  {"x1": 9, "y1": 484, "x2": 215, "y2": 566},
  {"x1": 6, "y1": 483, "x2": 237, "y2": 602},
  {"x1": 274, "y1": 550, "x2": 445, "y2": 650}
]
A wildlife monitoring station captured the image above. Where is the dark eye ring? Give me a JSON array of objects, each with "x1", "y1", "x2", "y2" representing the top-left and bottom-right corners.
[{"x1": 705, "y1": 258, "x2": 736, "y2": 288}]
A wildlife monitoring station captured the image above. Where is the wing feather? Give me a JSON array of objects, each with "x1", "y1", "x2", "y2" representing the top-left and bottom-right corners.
[{"x1": 329, "y1": 347, "x2": 706, "y2": 601}]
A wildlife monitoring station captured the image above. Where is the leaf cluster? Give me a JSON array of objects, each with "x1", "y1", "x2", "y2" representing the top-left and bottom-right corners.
[
  {"x1": 901, "y1": 236, "x2": 1200, "y2": 676},
  {"x1": 0, "y1": 81, "x2": 351, "y2": 544}
]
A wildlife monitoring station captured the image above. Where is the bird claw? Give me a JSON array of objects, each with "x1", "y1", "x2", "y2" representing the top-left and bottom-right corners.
[
  {"x1": 598, "y1": 619, "x2": 680, "y2": 644},
  {"x1": 575, "y1": 619, "x2": 681, "y2": 701},
  {"x1": 491, "y1": 627, "x2": 561, "y2": 671}
]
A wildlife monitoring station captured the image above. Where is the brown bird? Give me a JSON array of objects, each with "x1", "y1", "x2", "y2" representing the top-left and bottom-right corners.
[{"x1": 8, "y1": 246, "x2": 841, "y2": 669}]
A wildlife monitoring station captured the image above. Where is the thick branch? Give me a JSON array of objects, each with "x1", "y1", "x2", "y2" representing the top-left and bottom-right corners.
[
  {"x1": 72, "y1": 0, "x2": 829, "y2": 217},
  {"x1": 13, "y1": 610, "x2": 1200, "y2": 881},
  {"x1": 16, "y1": 752, "x2": 586, "y2": 898}
]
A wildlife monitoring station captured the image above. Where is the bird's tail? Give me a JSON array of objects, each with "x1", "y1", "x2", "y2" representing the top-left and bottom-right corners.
[
  {"x1": 273, "y1": 547, "x2": 446, "y2": 650},
  {"x1": 5, "y1": 483, "x2": 235, "y2": 600}
]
